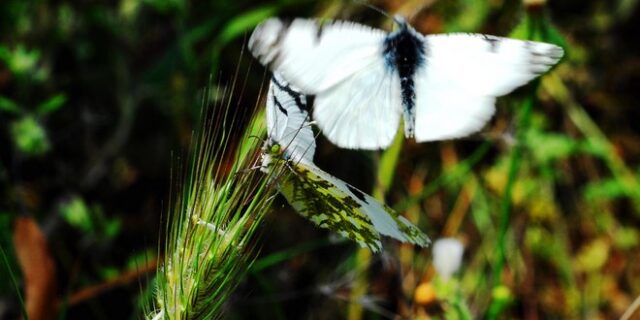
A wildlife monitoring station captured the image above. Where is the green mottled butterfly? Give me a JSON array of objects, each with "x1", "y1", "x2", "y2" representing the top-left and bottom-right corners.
[{"x1": 261, "y1": 73, "x2": 429, "y2": 252}]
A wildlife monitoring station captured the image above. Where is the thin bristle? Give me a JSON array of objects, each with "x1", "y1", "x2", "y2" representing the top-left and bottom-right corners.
[{"x1": 149, "y1": 65, "x2": 284, "y2": 319}]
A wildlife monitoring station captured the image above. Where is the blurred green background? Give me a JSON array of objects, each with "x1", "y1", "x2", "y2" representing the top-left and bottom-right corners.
[{"x1": 2, "y1": 0, "x2": 640, "y2": 319}]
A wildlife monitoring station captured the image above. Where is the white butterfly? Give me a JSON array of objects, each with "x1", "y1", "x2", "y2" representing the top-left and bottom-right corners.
[
  {"x1": 264, "y1": 73, "x2": 316, "y2": 166},
  {"x1": 249, "y1": 16, "x2": 564, "y2": 149},
  {"x1": 262, "y1": 73, "x2": 429, "y2": 252}
]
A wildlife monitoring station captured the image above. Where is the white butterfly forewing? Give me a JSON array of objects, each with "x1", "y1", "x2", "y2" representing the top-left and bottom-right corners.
[
  {"x1": 414, "y1": 34, "x2": 562, "y2": 142},
  {"x1": 422, "y1": 34, "x2": 563, "y2": 96},
  {"x1": 265, "y1": 73, "x2": 315, "y2": 164},
  {"x1": 249, "y1": 18, "x2": 386, "y2": 93}
]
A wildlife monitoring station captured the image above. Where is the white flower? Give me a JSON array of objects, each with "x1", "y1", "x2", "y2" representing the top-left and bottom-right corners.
[{"x1": 433, "y1": 238, "x2": 464, "y2": 281}]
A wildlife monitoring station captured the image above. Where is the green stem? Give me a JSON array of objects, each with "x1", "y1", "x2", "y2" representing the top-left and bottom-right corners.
[
  {"x1": 0, "y1": 244, "x2": 28, "y2": 320},
  {"x1": 544, "y1": 74, "x2": 640, "y2": 212},
  {"x1": 487, "y1": 90, "x2": 536, "y2": 319},
  {"x1": 394, "y1": 142, "x2": 491, "y2": 213},
  {"x1": 348, "y1": 130, "x2": 404, "y2": 320}
]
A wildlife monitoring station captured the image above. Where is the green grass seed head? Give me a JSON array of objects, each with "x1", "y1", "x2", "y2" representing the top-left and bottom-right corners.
[{"x1": 150, "y1": 83, "x2": 279, "y2": 320}]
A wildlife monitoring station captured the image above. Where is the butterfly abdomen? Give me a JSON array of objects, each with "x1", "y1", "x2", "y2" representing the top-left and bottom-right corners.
[{"x1": 383, "y1": 25, "x2": 426, "y2": 138}]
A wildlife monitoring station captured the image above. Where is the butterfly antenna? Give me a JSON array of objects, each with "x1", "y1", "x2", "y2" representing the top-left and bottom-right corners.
[
  {"x1": 353, "y1": 0, "x2": 406, "y2": 27},
  {"x1": 353, "y1": 0, "x2": 391, "y2": 19}
]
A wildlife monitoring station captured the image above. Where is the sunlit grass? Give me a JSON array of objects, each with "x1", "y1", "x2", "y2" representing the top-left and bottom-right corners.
[{"x1": 149, "y1": 82, "x2": 283, "y2": 319}]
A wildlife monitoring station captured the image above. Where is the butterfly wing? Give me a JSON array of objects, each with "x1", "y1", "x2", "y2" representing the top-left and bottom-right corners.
[
  {"x1": 251, "y1": 18, "x2": 403, "y2": 150},
  {"x1": 311, "y1": 167, "x2": 430, "y2": 248},
  {"x1": 279, "y1": 161, "x2": 429, "y2": 252},
  {"x1": 313, "y1": 62, "x2": 403, "y2": 149},
  {"x1": 414, "y1": 34, "x2": 563, "y2": 141},
  {"x1": 266, "y1": 73, "x2": 316, "y2": 164},
  {"x1": 250, "y1": 18, "x2": 386, "y2": 93}
]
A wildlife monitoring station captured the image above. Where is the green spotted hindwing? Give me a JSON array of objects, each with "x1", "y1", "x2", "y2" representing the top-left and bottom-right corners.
[{"x1": 277, "y1": 160, "x2": 430, "y2": 252}]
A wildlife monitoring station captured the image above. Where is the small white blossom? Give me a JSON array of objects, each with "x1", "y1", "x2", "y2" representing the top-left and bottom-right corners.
[{"x1": 433, "y1": 238, "x2": 464, "y2": 281}]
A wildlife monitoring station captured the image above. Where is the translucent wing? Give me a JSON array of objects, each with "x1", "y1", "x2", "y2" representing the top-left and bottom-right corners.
[
  {"x1": 266, "y1": 73, "x2": 315, "y2": 164},
  {"x1": 279, "y1": 161, "x2": 430, "y2": 252},
  {"x1": 414, "y1": 34, "x2": 563, "y2": 141}
]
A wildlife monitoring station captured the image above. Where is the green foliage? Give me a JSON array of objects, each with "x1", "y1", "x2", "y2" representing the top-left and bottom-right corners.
[
  {"x1": 526, "y1": 121, "x2": 580, "y2": 164},
  {"x1": 0, "y1": 213, "x2": 18, "y2": 294},
  {"x1": 441, "y1": 0, "x2": 491, "y2": 33},
  {"x1": 127, "y1": 250, "x2": 157, "y2": 270},
  {"x1": 584, "y1": 178, "x2": 631, "y2": 202},
  {"x1": 10, "y1": 116, "x2": 50, "y2": 156},
  {"x1": 0, "y1": 45, "x2": 43, "y2": 78},
  {"x1": 0, "y1": 242, "x2": 28, "y2": 320},
  {"x1": 0, "y1": 96, "x2": 21, "y2": 114},
  {"x1": 59, "y1": 197, "x2": 92, "y2": 232},
  {"x1": 219, "y1": 6, "x2": 279, "y2": 44},
  {"x1": 59, "y1": 196, "x2": 122, "y2": 240},
  {"x1": 375, "y1": 127, "x2": 403, "y2": 197},
  {"x1": 573, "y1": 238, "x2": 609, "y2": 273},
  {"x1": 143, "y1": 0, "x2": 185, "y2": 14},
  {"x1": 35, "y1": 94, "x2": 66, "y2": 116},
  {"x1": 249, "y1": 239, "x2": 331, "y2": 273},
  {"x1": 509, "y1": 9, "x2": 567, "y2": 48}
]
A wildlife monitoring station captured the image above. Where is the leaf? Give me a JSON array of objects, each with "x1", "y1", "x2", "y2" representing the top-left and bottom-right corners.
[
  {"x1": 104, "y1": 219, "x2": 122, "y2": 238},
  {"x1": 99, "y1": 266, "x2": 120, "y2": 280},
  {"x1": 12, "y1": 216, "x2": 57, "y2": 320},
  {"x1": 0, "y1": 96, "x2": 21, "y2": 114},
  {"x1": 35, "y1": 94, "x2": 66, "y2": 116},
  {"x1": 10, "y1": 116, "x2": 51, "y2": 156},
  {"x1": 209, "y1": 5, "x2": 279, "y2": 75},
  {"x1": 526, "y1": 130, "x2": 579, "y2": 163},
  {"x1": 126, "y1": 250, "x2": 157, "y2": 270},
  {"x1": 0, "y1": 45, "x2": 10, "y2": 61},
  {"x1": 142, "y1": 0, "x2": 185, "y2": 14},
  {"x1": 59, "y1": 196, "x2": 93, "y2": 232},
  {"x1": 217, "y1": 5, "x2": 278, "y2": 44},
  {"x1": 612, "y1": 227, "x2": 639, "y2": 249},
  {"x1": 583, "y1": 178, "x2": 628, "y2": 202},
  {"x1": 375, "y1": 127, "x2": 403, "y2": 198},
  {"x1": 573, "y1": 238, "x2": 609, "y2": 273},
  {"x1": 5, "y1": 45, "x2": 41, "y2": 76},
  {"x1": 444, "y1": 0, "x2": 491, "y2": 33}
]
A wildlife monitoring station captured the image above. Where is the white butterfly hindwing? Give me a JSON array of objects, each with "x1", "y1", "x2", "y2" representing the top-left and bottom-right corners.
[
  {"x1": 313, "y1": 61, "x2": 402, "y2": 149},
  {"x1": 265, "y1": 73, "x2": 315, "y2": 165}
]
